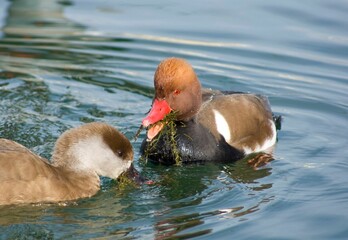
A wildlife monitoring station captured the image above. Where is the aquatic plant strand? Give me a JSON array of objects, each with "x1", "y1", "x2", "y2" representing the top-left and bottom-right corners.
[
  {"x1": 117, "y1": 171, "x2": 138, "y2": 190},
  {"x1": 133, "y1": 124, "x2": 144, "y2": 141},
  {"x1": 143, "y1": 111, "x2": 182, "y2": 165}
]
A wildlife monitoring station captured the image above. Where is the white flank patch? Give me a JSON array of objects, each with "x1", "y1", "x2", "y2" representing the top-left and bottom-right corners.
[
  {"x1": 213, "y1": 109, "x2": 231, "y2": 143},
  {"x1": 243, "y1": 119, "x2": 277, "y2": 154}
]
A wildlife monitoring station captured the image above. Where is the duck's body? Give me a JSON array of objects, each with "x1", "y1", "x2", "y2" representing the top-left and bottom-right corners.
[
  {"x1": 141, "y1": 58, "x2": 281, "y2": 165},
  {"x1": 0, "y1": 122, "x2": 134, "y2": 205}
]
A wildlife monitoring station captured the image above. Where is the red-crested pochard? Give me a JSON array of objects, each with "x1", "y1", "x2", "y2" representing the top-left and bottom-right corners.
[
  {"x1": 0, "y1": 122, "x2": 137, "y2": 205},
  {"x1": 140, "y1": 58, "x2": 281, "y2": 166}
]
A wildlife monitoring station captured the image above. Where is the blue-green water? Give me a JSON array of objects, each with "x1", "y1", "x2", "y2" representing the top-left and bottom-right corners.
[{"x1": 1, "y1": 0, "x2": 348, "y2": 239}]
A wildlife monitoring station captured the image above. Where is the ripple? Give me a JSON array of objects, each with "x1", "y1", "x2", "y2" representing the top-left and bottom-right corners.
[{"x1": 1, "y1": 0, "x2": 348, "y2": 239}]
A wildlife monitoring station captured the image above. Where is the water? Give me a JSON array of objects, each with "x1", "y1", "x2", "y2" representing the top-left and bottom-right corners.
[{"x1": 0, "y1": 0, "x2": 348, "y2": 239}]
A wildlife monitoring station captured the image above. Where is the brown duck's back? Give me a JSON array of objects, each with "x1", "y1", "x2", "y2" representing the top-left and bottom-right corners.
[
  {"x1": 0, "y1": 139, "x2": 99, "y2": 205},
  {"x1": 197, "y1": 93, "x2": 274, "y2": 151}
]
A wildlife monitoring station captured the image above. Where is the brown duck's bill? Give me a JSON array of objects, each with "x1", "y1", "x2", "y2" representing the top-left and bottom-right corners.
[{"x1": 122, "y1": 163, "x2": 144, "y2": 185}]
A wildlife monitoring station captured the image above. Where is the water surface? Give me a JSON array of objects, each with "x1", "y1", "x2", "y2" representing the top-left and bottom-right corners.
[{"x1": 0, "y1": 0, "x2": 348, "y2": 239}]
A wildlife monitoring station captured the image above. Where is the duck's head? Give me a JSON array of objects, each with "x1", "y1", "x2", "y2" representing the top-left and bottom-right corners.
[
  {"x1": 52, "y1": 122, "x2": 134, "y2": 179},
  {"x1": 142, "y1": 58, "x2": 202, "y2": 138}
]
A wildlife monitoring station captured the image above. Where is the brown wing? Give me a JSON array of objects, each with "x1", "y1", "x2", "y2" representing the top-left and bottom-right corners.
[
  {"x1": 0, "y1": 139, "x2": 58, "y2": 204},
  {"x1": 197, "y1": 93, "x2": 274, "y2": 151},
  {"x1": 0, "y1": 139, "x2": 100, "y2": 205},
  {"x1": 0, "y1": 139, "x2": 52, "y2": 181}
]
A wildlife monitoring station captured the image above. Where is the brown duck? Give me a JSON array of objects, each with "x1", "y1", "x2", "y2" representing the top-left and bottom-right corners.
[{"x1": 0, "y1": 122, "x2": 135, "y2": 205}]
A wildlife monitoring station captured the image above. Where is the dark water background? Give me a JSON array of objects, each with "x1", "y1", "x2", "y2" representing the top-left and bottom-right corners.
[{"x1": 0, "y1": 0, "x2": 348, "y2": 239}]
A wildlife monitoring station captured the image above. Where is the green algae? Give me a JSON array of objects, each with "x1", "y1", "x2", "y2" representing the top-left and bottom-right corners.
[{"x1": 136, "y1": 111, "x2": 182, "y2": 166}]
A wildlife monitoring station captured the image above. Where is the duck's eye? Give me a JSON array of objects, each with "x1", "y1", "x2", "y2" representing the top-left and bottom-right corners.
[
  {"x1": 116, "y1": 150, "x2": 123, "y2": 157},
  {"x1": 173, "y1": 89, "x2": 181, "y2": 95}
]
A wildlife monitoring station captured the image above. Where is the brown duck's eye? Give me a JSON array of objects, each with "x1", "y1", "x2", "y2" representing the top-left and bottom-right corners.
[
  {"x1": 173, "y1": 89, "x2": 181, "y2": 95},
  {"x1": 116, "y1": 150, "x2": 123, "y2": 157}
]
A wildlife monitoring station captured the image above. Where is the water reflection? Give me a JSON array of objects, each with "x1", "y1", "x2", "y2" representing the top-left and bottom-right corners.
[
  {"x1": 151, "y1": 160, "x2": 273, "y2": 202},
  {"x1": 0, "y1": 0, "x2": 141, "y2": 150},
  {"x1": 141, "y1": 160, "x2": 274, "y2": 238},
  {"x1": 0, "y1": 0, "x2": 86, "y2": 74},
  {"x1": 2, "y1": 0, "x2": 82, "y2": 38},
  {"x1": 0, "y1": 0, "x2": 86, "y2": 152},
  {"x1": 223, "y1": 157, "x2": 273, "y2": 186},
  {"x1": 0, "y1": 188, "x2": 136, "y2": 238},
  {"x1": 155, "y1": 212, "x2": 212, "y2": 239},
  {"x1": 1, "y1": 0, "x2": 84, "y2": 73},
  {"x1": 0, "y1": 204, "x2": 46, "y2": 226}
]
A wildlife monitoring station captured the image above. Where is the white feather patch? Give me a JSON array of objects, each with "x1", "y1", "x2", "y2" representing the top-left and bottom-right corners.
[
  {"x1": 243, "y1": 119, "x2": 277, "y2": 154},
  {"x1": 213, "y1": 109, "x2": 231, "y2": 143},
  {"x1": 70, "y1": 136, "x2": 131, "y2": 179}
]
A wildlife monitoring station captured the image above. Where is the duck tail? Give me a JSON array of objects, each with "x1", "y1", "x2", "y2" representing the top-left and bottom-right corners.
[{"x1": 272, "y1": 114, "x2": 282, "y2": 131}]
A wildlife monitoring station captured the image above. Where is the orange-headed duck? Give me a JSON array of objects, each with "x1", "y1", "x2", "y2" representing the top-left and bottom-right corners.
[
  {"x1": 141, "y1": 58, "x2": 281, "y2": 166},
  {"x1": 0, "y1": 122, "x2": 138, "y2": 205}
]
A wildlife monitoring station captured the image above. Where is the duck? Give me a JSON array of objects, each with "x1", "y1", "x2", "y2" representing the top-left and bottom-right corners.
[
  {"x1": 140, "y1": 57, "x2": 281, "y2": 166},
  {"x1": 0, "y1": 122, "x2": 139, "y2": 205}
]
